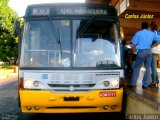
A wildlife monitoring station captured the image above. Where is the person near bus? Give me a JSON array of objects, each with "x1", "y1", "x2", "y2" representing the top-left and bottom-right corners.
[
  {"x1": 122, "y1": 40, "x2": 133, "y2": 76},
  {"x1": 149, "y1": 22, "x2": 160, "y2": 87},
  {"x1": 127, "y1": 22, "x2": 160, "y2": 88}
]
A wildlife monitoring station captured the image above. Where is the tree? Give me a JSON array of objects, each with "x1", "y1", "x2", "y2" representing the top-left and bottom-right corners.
[{"x1": 0, "y1": 0, "x2": 18, "y2": 64}]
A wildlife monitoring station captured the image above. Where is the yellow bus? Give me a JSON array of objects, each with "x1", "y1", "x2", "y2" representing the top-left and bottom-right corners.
[{"x1": 14, "y1": 3, "x2": 124, "y2": 113}]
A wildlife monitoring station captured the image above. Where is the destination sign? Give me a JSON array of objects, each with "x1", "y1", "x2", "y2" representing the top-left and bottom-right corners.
[
  {"x1": 60, "y1": 8, "x2": 108, "y2": 15},
  {"x1": 32, "y1": 8, "x2": 108, "y2": 16},
  {"x1": 26, "y1": 4, "x2": 116, "y2": 17}
]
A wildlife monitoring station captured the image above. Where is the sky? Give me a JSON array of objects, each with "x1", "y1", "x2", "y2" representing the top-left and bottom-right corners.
[{"x1": 9, "y1": 0, "x2": 85, "y2": 17}]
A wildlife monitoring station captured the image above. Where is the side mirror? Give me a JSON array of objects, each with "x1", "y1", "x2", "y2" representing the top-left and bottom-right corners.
[{"x1": 14, "y1": 20, "x2": 20, "y2": 36}]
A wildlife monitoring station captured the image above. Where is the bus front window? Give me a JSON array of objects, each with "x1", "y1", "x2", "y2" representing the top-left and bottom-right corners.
[
  {"x1": 20, "y1": 20, "x2": 71, "y2": 67},
  {"x1": 73, "y1": 20, "x2": 121, "y2": 68},
  {"x1": 20, "y1": 19, "x2": 121, "y2": 68}
]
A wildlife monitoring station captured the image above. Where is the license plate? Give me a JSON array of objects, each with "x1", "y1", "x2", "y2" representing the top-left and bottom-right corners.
[{"x1": 99, "y1": 91, "x2": 116, "y2": 97}]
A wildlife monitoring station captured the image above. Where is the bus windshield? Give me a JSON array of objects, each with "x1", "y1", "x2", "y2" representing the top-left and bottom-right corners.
[{"x1": 20, "y1": 19, "x2": 121, "y2": 68}]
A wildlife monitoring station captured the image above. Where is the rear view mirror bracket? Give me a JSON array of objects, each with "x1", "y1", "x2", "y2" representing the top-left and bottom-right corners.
[{"x1": 14, "y1": 20, "x2": 21, "y2": 37}]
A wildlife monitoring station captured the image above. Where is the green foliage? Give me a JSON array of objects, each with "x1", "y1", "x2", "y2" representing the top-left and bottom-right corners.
[
  {"x1": 0, "y1": 0, "x2": 18, "y2": 64},
  {"x1": 0, "y1": 64, "x2": 14, "y2": 76}
]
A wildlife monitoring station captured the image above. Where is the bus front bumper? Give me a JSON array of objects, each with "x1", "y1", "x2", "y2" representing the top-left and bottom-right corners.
[{"x1": 19, "y1": 88, "x2": 123, "y2": 113}]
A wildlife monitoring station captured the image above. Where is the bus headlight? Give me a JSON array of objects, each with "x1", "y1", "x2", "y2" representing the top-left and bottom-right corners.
[
  {"x1": 33, "y1": 81, "x2": 40, "y2": 87},
  {"x1": 24, "y1": 80, "x2": 32, "y2": 88},
  {"x1": 103, "y1": 81, "x2": 110, "y2": 87},
  {"x1": 111, "y1": 80, "x2": 119, "y2": 87}
]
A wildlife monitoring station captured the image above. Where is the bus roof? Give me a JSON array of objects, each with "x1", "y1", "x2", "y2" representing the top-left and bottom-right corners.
[{"x1": 25, "y1": 3, "x2": 117, "y2": 17}]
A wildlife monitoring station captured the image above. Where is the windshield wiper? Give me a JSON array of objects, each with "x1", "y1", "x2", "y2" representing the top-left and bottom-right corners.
[
  {"x1": 77, "y1": 16, "x2": 96, "y2": 37},
  {"x1": 48, "y1": 16, "x2": 62, "y2": 58},
  {"x1": 48, "y1": 16, "x2": 60, "y2": 44},
  {"x1": 57, "y1": 28, "x2": 62, "y2": 58}
]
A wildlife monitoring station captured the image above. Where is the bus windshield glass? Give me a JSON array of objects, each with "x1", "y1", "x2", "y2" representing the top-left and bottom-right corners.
[{"x1": 20, "y1": 19, "x2": 121, "y2": 68}]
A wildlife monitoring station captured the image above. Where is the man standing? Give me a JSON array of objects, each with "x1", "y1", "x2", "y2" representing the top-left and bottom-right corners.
[
  {"x1": 127, "y1": 22, "x2": 160, "y2": 88},
  {"x1": 150, "y1": 23, "x2": 160, "y2": 87}
]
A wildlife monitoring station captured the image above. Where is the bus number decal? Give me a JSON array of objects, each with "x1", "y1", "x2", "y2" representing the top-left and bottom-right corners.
[{"x1": 41, "y1": 74, "x2": 48, "y2": 79}]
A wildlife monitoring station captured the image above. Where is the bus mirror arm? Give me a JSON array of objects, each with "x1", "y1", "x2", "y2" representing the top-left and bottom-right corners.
[{"x1": 14, "y1": 20, "x2": 21, "y2": 37}]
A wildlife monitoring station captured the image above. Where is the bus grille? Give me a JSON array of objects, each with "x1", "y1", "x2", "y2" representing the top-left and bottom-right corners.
[
  {"x1": 50, "y1": 72, "x2": 119, "y2": 83},
  {"x1": 47, "y1": 72, "x2": 120, "y2": 91}
]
